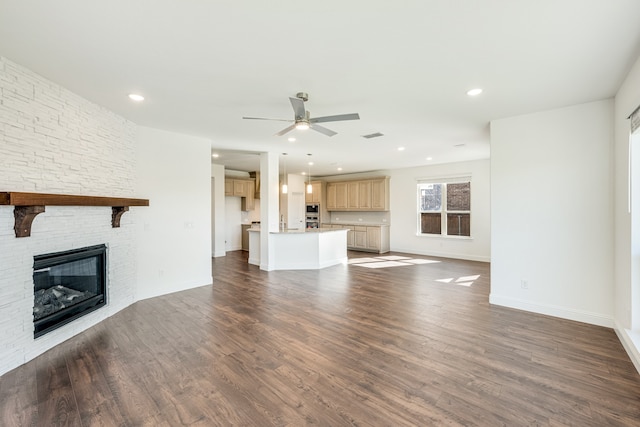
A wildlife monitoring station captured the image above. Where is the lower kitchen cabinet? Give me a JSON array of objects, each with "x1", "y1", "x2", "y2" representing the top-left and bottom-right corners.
[{"x1": 327, "y1": 224, "x2": 389, "y2": 253}]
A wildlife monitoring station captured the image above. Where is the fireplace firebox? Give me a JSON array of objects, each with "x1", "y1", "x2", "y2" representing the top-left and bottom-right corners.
[{"x1": 33, "y1": 244, "x2": 107, "y2": 338}]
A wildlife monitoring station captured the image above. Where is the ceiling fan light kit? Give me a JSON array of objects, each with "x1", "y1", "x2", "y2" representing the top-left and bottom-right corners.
[{"x1": 243, "y1": 92, "x2": 360, "y2": 137}]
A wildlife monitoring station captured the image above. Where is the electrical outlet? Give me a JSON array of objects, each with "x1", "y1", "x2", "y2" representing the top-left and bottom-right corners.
[{"x1": 520, "y1": 279, "x2": 529, "y2": 289}]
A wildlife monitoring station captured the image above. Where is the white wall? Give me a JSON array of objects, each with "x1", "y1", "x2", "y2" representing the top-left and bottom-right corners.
[
  {"x1": 135, "y1": 127, "x2": 212, "y2": 300},
  {"x1": 389, "y1": 160, "x2": 490, "y2": 261},
  {"x1": 613, "y1": 53, "x2": 640, "y2": 371},
  {"x1": 211, "y1": 164, "x2": 226, "y2": 257},
  {"x1": 490, "y1": 99, "x2": 614, "y2": 327}
]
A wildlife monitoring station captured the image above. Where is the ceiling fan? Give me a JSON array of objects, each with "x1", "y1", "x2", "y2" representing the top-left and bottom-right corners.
[{"x1": 242, "y1": 92, "x2": 360, "y2": 137}]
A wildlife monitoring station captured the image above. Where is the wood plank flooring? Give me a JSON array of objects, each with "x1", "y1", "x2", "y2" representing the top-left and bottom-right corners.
[{"x1": 2, "y1": 250, "x2": 640, "y2": 426}]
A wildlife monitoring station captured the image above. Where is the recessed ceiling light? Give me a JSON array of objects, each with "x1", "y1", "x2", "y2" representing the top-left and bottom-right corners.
[
  {"x1": 398, "y1": 147, "x2": 405, "y2": 151},
  {"x1": 308, "y1": 162, "x2": 314, "y2": 166},
  {"x1": 467, "y1": 88, "x2": 483, "y2": 96},
  {"x1": 128, "y1": 93, "x2": 145, "y2": 102},
  {"x1": 302, "y1": 172, "x2": 307, "y2": 175},
  {"x1": 288, "y1": 137, "x2": 296, "y2": 142},
  {"x1": 211, "y1": 153, "x2": 219, "y2": 158},
  {"x1": 337, "y1": 167, "x2": 343, "y2": 171},
  {"x1": 426, "y1": 157, "x2": 433, "y2": 161}
]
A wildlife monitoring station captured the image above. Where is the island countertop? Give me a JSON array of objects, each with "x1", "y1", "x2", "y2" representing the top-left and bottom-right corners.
[
  {"x1": 246, "y1": 227, "x2": 345, "y2": 234},
  {"x1": 269, "y1": 228, "x2": 344, "y2": 234}
]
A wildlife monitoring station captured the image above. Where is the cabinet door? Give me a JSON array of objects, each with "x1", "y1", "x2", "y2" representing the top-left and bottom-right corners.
[
  {"x1": 353, "y1": 226, "x2": 367, "y2": 248},
  {"x1": 358, "y1": 181, "x2": 372, "y2": 209},
  {"x1": 347, "y1": 181, "x2": 360, "y2": 209},
  {"x1": 326, "y1": 183, "x2": 337, "y2": 210},
  {"x1": 335, "y1": 183, "x2": 347, "y2": 209},
  {"x1": 371, "y1": 178, "x2": 389, "y2": 211},
  {"x1": 241, "y1": 181, "x2": 255, "y2": 211},
  {"x1": 346, "y1": 226, "x2": 355, "y2": 247},
  {"x1": 312, "y1": 182, "x2": 322, "y2": 203},
  {"x1": 366, "y1": 227, "x2": 381, "y2": 250},
  {"x1": 233, "y1": 180, "x2": 247, "y2": 197},
  {"x1": 225, "y1": 180, "x2": 233, "y2": 196}
]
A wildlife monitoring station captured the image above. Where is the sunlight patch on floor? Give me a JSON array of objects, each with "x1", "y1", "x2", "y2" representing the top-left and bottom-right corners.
[
  {"x1": 436, "y1": 274, "x2": 481, "y2": 287},
  {"x1": 349, "y1": 256, "x2": 441, "y2": 268}
]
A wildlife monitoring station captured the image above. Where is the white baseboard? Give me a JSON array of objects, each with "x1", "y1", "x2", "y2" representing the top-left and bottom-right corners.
[
  {"x1": 390, "y1": 246, "x2": 490, "y2": 262},
  {"x1": 614, "y1": 323, "x2": 640, "y2": 375},
  {"x1": 489, "y1": 294, "x2": 614, "y2": 328},
  {"x1": 212, "y1": 250, "x2": 226, "y2": 258}
]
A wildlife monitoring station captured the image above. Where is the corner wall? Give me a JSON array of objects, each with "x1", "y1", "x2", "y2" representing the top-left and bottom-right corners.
[
  {"x1": 135, "y1": 127, "x2": 212, "y2": 300},
  {"x1": 613, "y1": 53, "x2": 640, "y2": 372},
  {"x1": 490, "y1": 99, "x2": 614, "y2": 327}
]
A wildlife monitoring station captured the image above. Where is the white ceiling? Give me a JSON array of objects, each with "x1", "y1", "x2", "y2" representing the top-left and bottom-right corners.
[{"x1": 1, "y1": 1, "x2": 639, "y2": 176}]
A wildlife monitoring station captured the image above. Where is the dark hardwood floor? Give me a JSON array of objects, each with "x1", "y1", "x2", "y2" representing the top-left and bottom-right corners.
[{"x1": 2, "y1": 250, "x2": 640, "y2": 426}]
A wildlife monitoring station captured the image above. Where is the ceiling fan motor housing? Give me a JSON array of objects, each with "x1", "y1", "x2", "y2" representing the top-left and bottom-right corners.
[{"x1": 296, "y1": 92, "x2": 309, "y2": 102}]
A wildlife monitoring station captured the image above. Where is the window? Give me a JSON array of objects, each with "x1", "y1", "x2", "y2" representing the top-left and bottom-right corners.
[{"x1": 418, "y1": 180, "x2": 471, "y2": 237}]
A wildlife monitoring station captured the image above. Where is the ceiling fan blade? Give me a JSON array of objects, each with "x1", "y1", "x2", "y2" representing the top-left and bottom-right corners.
[
  {"x1": 310, "y1": 113, "x2": 360, "y2": 123},
  {"x1": 289, "y1": 97, "x2": 306, "y2": 120},
  {"x1": 275, "y1": 123, "x2": 297, "y2": 136},
  {"x1": 243, "y1": 116, "x2": 292, "y2": 122},
  {"x1": 310, "y1": 123, "x2": 337, "y2": 137}
]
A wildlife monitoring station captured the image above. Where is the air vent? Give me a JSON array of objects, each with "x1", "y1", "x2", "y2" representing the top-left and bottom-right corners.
[{"x1": 362, "y1": 132, "x2": 384, "y2": 139}]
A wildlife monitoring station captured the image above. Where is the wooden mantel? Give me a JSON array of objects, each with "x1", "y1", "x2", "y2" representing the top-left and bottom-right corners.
[{"x1": 0, "y1": 192, "x2": 149, "y2": 238}]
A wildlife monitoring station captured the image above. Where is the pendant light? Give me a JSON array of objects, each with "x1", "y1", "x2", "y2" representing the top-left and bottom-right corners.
[
  {"x1": 306, "y1": 154, "x2": 313, "y2": 194},
  {"x1": 281, "y1": 153, "x2": 288, "y2": 194}
]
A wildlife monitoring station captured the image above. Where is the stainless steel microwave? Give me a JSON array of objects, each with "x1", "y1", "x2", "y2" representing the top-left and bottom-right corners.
[{"x1": 306, "y1": 204, "x2": 319, "y2": 213}]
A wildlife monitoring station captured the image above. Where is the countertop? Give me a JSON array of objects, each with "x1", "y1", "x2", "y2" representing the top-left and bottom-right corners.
[
  {"x1": 323, "y1": 222, "x2": 389, "y2": 227},
  {"x1": 247, "y1": 227, "x2": 347, "y2": 234}
]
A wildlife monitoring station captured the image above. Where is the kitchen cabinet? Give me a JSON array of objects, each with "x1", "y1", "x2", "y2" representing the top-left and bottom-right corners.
[
  {"x1": 370, "y1": 178, "x2": 389, "y2": 210},
  {"x1": 225, "y1": 178, "x2": 256, "y2": 210},
  {"x1": 305, "y1": 181, "x2": 323, "y2": 204},
  {"x1": 347, "y1": 182, "x2": 359, "y2": 210},
  {"x1": 326, "y1": 182, "x2": 347, "y2": 210},
  {"x1": 326, "y1": 223, "x2": 389, "y2": 253},
  {"x1": 233, "y1": 180, "x2": 247, "y2": 197},
  {"x1": 366, "y1": 226, "x2": 381, "y2": 251},
  {"x1": 353, "y1": 226, "x2": 367, "y2": 248},
  {"x1": 241, "y1": 224, "x2": 250, "y2": 251},
  {"x1": 358, "y1": 181, "x2": 372, "y2": 209},
  {"x1": 241, "y1": 180, "x2": 255, "y2": 211},
  {"x1": 326, "y1": 177, "x2": 389, "y2": 211}
]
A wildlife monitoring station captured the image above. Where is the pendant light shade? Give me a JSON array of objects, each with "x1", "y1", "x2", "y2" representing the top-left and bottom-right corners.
[
  {"x1": 307, "y1": 154, "x2": 312, "y2": 193},
  {"x1": 282, "y1": 153, "x2": 288, "y2": 194}
]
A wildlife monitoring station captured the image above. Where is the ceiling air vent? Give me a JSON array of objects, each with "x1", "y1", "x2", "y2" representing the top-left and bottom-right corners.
[{"x1": 361, "y1": 132, "x2": 384, "y2": 139}]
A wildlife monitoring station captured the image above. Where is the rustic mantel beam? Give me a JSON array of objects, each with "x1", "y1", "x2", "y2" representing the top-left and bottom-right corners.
[{"x1": 0, "y1": 192, "x2": 149, "y2": 238}]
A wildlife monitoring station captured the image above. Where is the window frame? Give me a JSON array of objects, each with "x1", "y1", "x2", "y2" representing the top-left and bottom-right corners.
[{"x1": 417, "y1": 177, "x2": 471, "y2": 238}]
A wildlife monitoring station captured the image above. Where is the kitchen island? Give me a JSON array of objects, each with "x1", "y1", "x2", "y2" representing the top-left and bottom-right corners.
[{"x1": 247, "y1": 228, "x2": 348, "y2": 270}]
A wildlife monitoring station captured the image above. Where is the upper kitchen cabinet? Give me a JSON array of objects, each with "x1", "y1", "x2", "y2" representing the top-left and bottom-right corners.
[
  {"x1": 370, "y1": 177, "x2": 389, "y2": 211},
  {"x1": 326, "y1": 182, "x2": 347, "y2": 210},
  {"x1": 224, "y1": 177, "x2": 256, "y2": 210},
  {"x1": 305, "y1": 181, "x2": 323, "y2": 204},
  {"x1": 326, "y1": 177, "x2": 389, "y2": 212}
]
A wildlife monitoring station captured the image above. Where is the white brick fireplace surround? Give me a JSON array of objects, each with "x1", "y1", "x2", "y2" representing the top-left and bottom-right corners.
[{"x1": 0, "y1": 57, "x2": 138, "y2": 374}]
